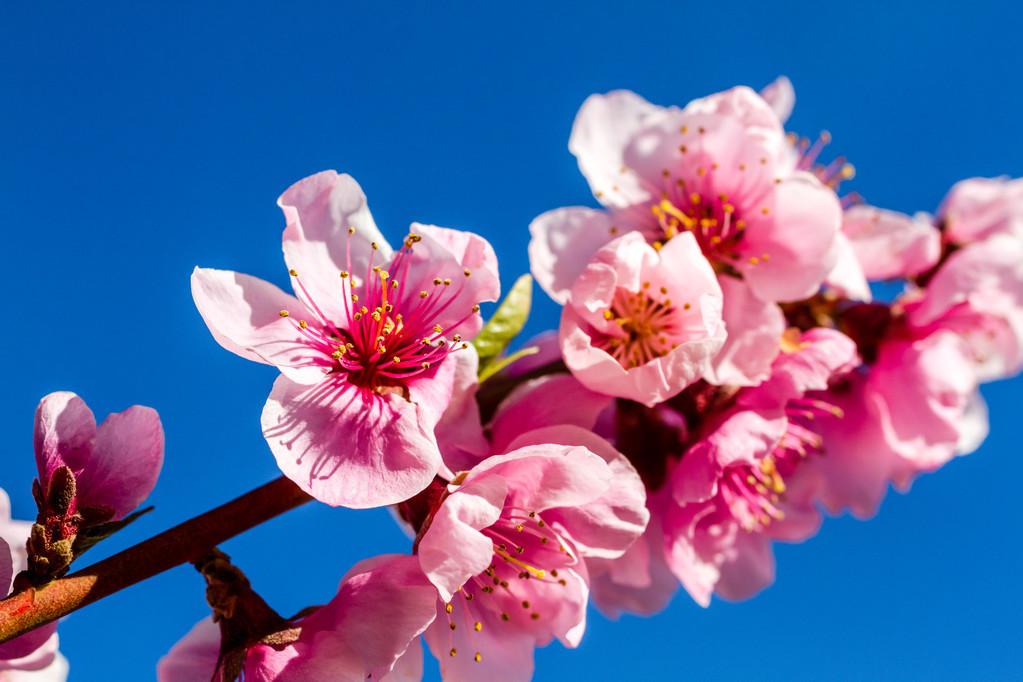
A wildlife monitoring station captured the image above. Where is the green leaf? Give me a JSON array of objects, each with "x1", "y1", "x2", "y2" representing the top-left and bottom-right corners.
[
  {"x1": 478, "y1": 346, "x2": 540, "y2": 383},
  {"x1": 472, "y1": 274, "x2": 533, "y2": 365}
]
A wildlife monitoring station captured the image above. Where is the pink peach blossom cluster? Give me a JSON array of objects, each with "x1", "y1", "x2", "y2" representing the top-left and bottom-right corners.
[{"x1": 4, "y1": 76, "x2": 1022, "y2": 682}]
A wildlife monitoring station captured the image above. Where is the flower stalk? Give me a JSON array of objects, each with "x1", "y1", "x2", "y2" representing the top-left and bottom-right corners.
[{"x1": 0, "y1": 476, "x2": 311, "y2": 645}]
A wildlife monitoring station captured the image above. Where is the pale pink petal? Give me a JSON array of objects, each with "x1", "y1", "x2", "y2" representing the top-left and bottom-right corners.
[
  {"x1": 279, "y1": 171, "x2": 392, "y2": 325},
  {"x1": 705, "y1": 276, "x2": 786, "y2": 386},
  {"x1": 2, "y1": 651, "x2": 68, "y2": 681},
  {"x1": 824, "y1": 232, "x2": 872, "y2": 301},
  {"x1": 742, "y1": 327, "x2": 859, "y2": 408},
  {"x1": 156, "y1": 618, "x2": 220, "y2": 682},
  {"x1": 759, "y1": 76, "x2": 795, "y2": 124},
  {"x1": 528, "y1": 207, "x2": 618, "y2": 304},
  {"x1": 261, "y1": 375, "x2": 442, "y2": 509},
  {"x1": 380, "y1": 642, "x2": 422, "y2": 682},
  {"x1": 413, "y1": 222, "x2": 501, "y2": 305},
  {"x1": 841, "y1": 204, "x2": 941, "y2": 279},
  {"x1": 461, "y1": 445, "x2": 613, "y2": 516},
  {"x1": 424, "y1": 603, "x2": 536, "y2": 682},
  {"x1": 940, "y1": 176, "x2": 1023, "y2": 244},
  {"x1": 662, "y1": 503, "x2": 722, "y2": 607},
  {"x1": 385, "y1": 226, "x2": 494, "y2": 338},
  {"x1": 504, "y1": 425, "x2": 649, "y2": 559},
  {"x1": 280, "y1": 555, "x2": 438, "y2": 682},
  {"x1": 488, "y1": 374, "x2": 612, "y2": 454},
  {"x1": 417, "y1": 482, "x2": 505, "y2": 601},
  {"x1": 569, "y1": 90, "x2": 663, "y2": 207},
  {"x1": 957, "y1": 390, "x2": 989, "y2": 456},
  {"x1": 33, "y1": 392, "x2": 96, "y2": 486},
  {"x1": 191, "y1": 267, "x2": 321, "y2": 381},
  {"x1": 740, "y1": 172, "x2": 842, "y2": 302}
]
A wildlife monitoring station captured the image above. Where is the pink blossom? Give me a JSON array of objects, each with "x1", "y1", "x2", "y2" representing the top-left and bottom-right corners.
[
  {"x1": 33, "y1": 392, "x2": 163, "y2": 523},
  {"x1": 158, "y1": 555, "x2": 437, "y2": 682},
  {"x1": 415, "y1": 437, "x2": 647, "y2": 681},
  {"x1": 558, "y1": 231, "x2": 725, "y2": 405},
  {"x1": 940, "y1": 176, "x2": 1023, "y2": 245},
  {"x1": 806, "y1": 330, "x2": 983, "y2": 519},
  {"x1": 1, "y1": 491, "x2": 65, "y2": 681},
  {"x1": 192, "y1": 171, "x2": 500, "y2": 508},
  {"x1": 531, "y1": 85, "x2": 841, "y2": 303},
  {"x1": 531, "y1": 84, "x2": 842, "y2": 386},
  {"x1": 839, "y1": 204, "x2": 941, "y2": 281},
  {"x1": 662, "y1": 328, "x2": 858, "y2": 605},
  {"x1": 908, "y1": 235, "x2": 1023, "y2": 381}
]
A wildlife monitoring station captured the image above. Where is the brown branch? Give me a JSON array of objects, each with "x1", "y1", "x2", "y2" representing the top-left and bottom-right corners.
[{"x1": 0, "y1": 476, "x2": 312, "y2": 644}]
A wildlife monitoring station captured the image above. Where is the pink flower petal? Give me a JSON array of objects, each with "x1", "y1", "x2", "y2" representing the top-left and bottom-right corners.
[
  {"x1": 191, "y1": 267, "x2": 321, "y2": 381},
  {"x1": 413, "y1": 222, "x2": 501, "y2": 306},
  {"x1": 432, "y1": 346, "x2": 490, "y2": 475},
  {"x1": 740, "y1": 172, "x2": 842, "y2": 302},
  {"x1": 940, "y1": 176, "x2": 1023, "y2": 245},
  {"x1": 488, "y1": 374, "x2": 612, "y2": 454},
  {"x1": 705, "y1": 275, "x2": 785, "y2": 386},
  {"x1": 424, "y1": 602, "x2": 536, "y2": 682},
  {"x1": 759, "y1": 75, "x2": 795, "y2": 124},
  {"x1": 33, "y1": 392, "x2": 96, "y2": 488},
  {"x1": 841, "y1": 204, "x2": 941, "y2": 280},
  {"x1": 528, "y1": 207, "x2": 617, "y2": 304},
  {"x1": 78, "y1": 405, "x2": 164, "y2": 519},
  {"x1": 280, "y1": 555, "x2": 438, "y2": 681},
  {"x1": 261, "y1": 374, "x2": 442, "y2": 509},
  {"x1": 824, "y1": 232, "x2": 872, "y2": 301},
  {"x1": 156, "y1": 618, "x2": 220, "y2": 682},
  {"x1": 569, "y1": 90, "x2": 662, "y2": 208},
  {"x1": 504, "y1": 425, "x2": 649, "y2": 559},
  {"x1": 279, "y1": 171, "x2": 393, "y2": 325}
]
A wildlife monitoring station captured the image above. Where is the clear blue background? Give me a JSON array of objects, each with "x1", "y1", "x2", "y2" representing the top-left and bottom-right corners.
[{"x1": 2, "y1": 2, "x2": 1020, "y2": 680}]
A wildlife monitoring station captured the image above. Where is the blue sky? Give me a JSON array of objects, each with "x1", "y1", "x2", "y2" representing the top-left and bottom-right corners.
[{"x1": 2, "y1": 2, "x2": 1021, "y2": 679}]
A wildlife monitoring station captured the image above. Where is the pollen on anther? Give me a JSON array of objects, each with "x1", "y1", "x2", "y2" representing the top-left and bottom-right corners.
[
  {"x1": 340, "y1": 271, "x2": 349, "y2": 278},
  {"x1": 347, "y1": 226, "x2": 356, "y2": 235},
  {"x1": 445, "y1": 603, "x2": 453, "y2": 614},
  {"x1": 474, "y1": 653, "x2": 482, "y2": 663},
  {"x1": 433, "y1": 324, "x2": 443, "y2": 334},
  {"x1": 474, "y1": 621, "x2": 482, "y2": 632},
  {"x1": 299, "y1": 320, "x2": 308, "y2": 329},
  {"x1": 288, "y1": 269, "x2": 298, "y2": 277},
  {"x1": 449, "y1": 648, "x2": 457, "y2": 657},
  {"x1": 472, "y1": 304, "x2": 481, "y2": 313},
  {"x1": 463, "y1": 268, "x2": 472, "y2": 277},
  {"x1": 279, "y1": 310, "x2": 289, "y2": 318},
  {"x1": 420, "y1": 290, "x2": 429, "y2": 298},
  {"x1": 371, "y1": 242, "x2": 379, "y2": 250}
]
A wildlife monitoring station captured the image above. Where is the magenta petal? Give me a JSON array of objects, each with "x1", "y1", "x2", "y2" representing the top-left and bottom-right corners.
[
  {"x1": 280, "y1": 555, "x2": 438, "y2": 682},
  {"x1": 432, "y1": 347, "x2": 490, "y2": 475},
  {"x1": 261, "y1": 375, "x2": 442, "y2": 509},
  {"x1": 0, "y1": 624, "x2": 59, "y2": 668},
  {"x1": 713, "y1": 531, "x2": 775, "y2": 602},
  {"x1": 413, "y1": 222, "x2": 501, "y2": 304},
  {"x1": 488, "y1": 374, "x2": 613, "y2": 454},
  {"x1": 79, "y1": 406, "x2": 164, "y2": 519},
  {"x1": 425, "y1": 604, "x2": 536, "y2": 682},
  {"x1": 33, "y1": 391, "x2": 97, "y2": 487},
  {"x1": 191, "y1": 267, "x2": 320, "y2": 378}
]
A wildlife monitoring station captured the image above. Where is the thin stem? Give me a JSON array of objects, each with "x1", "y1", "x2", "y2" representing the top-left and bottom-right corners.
[{"x1": 0, "y1": 476, "x2": 312, "y2": 644}]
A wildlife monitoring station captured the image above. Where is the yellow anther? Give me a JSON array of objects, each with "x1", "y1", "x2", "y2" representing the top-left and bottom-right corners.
[
  {"x1": 421, "y1": 361, "x2": 431, "y2": 369},
  {"x1": 340, "y1": 271, "x2": 349, "y2": 278},
  {"x1": 474, "y1": 622, "x2": 482, "y2": 632},
  {"x1": 472, "y1": 304, "x2": 481, "y2": 313},
  {"x1": 603, "y1": 310, "x2": 613, "y2": 320},
  {"x1": 288, "y1": 269, "x2": 298, "y2": 277},
  {"x1": 680, "y1": 125, "x2": 688, "y2": 134},
  {"x1": 443, "y1": 278, "x2": 452, "y2": 286},
  {"x1": 474, "y1": 653, "x2": 482, "y2": 663},
  {"x1": 278, "y1": 310, "x2": 289, "y2": 318},
  {"x1": 689, "y1": 192, "x2": 701, "y2": 204},
  {"x1": 464, "y1": 268, "x2": 472, "y2": 277},
  {"x1": 445, "y1": 603, "x2": 453, "y2": 614},
  {"x1": 761, "y1": 207, "x2": 770, "y2": 215},
  {"x1": 393, "y1": 356, "x2": 401, "y2": 364},
  {"x1": 420, "y1": 290, "x2": 429, "y2": 298},
  {"x1": 433, "y1": 324, "x2": 443, "y2": 334},
  {"x1": 347, "y1": 226, "x2": 356, "y2": 235},
  {"x1": 371, "y1": 242, "x2": 379, "y2": 250},
  {"x1": 298, "y1": 320, "x2": 308, "y2": 329},
  {"x1": 433, "y1": 277, "x2": 443, "y2": 285},
  {"x1": 450, "y1": 648, "x2": 457, "y2": 657}
]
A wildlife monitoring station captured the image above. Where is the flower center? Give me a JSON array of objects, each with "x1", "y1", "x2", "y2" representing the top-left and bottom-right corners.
[
  {"x1": 721, "y1": 397, "x2": 842, "y2": 530},
  {"x1": 594, "y1": 284, "x2": 687, "y2": 369},
  {"x1": 438, "y1": 508, "x2": 576, "y2": 663},
  {"x1": 280, "y1": 231, "x2": 479, "y2": 390}
]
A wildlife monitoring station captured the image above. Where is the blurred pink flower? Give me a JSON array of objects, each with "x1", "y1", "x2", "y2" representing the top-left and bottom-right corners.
[
  {"x1": 1, "y1": 491, "x2": 67, "y2": 681},
  {"x1": 940, "y1": 176, "x2": 1023, "y2": 245},
  {"x1": 157, "y1": 555, "x2": 436, "y2": 682},
  {"x1": 558, "y1": 232, "x2": 725, "y2": 404},
  {"x1": 192, "y1": 171, "x2": 499, "y2": 508}
]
